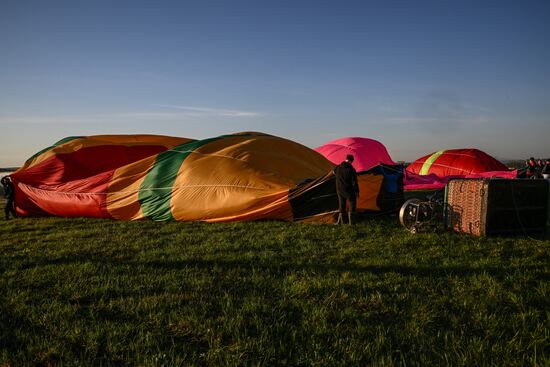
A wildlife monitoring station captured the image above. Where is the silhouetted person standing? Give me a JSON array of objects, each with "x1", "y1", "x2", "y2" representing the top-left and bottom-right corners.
[
  {"x1": 536, "y1": 159, "x2": 544, "y2": 178},
  {"x1": 2, "y1": 176, "x2": 17, "y2": 220},
  {"x1": 542, "y1": 158, "x2": 550, "y2": 180},
  {"x1": 526, "y1": 157, "x2": 537, "y2": 179},
  {"x1": 334, "y1": 154, "x2": 359, "y2": 225}
]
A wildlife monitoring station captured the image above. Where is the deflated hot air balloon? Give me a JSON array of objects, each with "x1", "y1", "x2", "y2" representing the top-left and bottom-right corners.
[
  {"x1": 11, "y1": 132, "x2": 391, "y2": 222},
  {"x1": 406, "y1": 148, "x2": 508, "y2": 177},
  {"x1": 315, "y1": 137, "x2": 396, "y2": 172},
  {"x1": 404, "y1": 148, "x2": 515, "y2": 192}
]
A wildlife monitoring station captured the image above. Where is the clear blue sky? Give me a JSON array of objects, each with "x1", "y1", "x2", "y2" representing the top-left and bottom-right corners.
[{"x1": 1, "y1": 0, "x2": 549, "y2": 166}]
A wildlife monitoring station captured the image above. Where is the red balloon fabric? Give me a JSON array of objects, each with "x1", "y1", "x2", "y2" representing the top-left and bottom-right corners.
[
  {"x1": 406, "y1": 148, "x2": 508, "y2": 177},
  {"x1": 315, "y1": 137, "x2": 396, "y2": 172},
  {"x1": 403, "y1": 170, "x2": 518, "y2": 191}
]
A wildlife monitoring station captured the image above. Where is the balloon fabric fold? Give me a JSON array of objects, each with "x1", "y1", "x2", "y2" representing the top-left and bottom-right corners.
[{"x1": 12, "y1": 133, "x2": 389, "y2": 222}]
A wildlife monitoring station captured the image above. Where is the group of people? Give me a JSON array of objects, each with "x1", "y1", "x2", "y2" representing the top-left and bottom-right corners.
[
  {"x1": 525, "y1": 157, "x2": 550, "y2": 180},
  {"x1": 1, "y1": 176, "x2": 17, "y2": 220}
]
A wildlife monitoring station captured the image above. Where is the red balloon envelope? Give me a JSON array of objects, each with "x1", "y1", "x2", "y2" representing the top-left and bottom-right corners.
[
  {"x1": 406, "y1": 148, "x2": 508, "y2": 177},
  {"x1": 315, "y1": 137, "x2": 396, "y2": 172}
]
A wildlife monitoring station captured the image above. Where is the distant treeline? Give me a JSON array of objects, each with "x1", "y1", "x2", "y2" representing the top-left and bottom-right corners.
[
  {"x1": 0, "y1": 168, "x2": 19, "y2": 172},
  {"x1": 503, "y1": 160, "x2": 532, "y2": 169}
]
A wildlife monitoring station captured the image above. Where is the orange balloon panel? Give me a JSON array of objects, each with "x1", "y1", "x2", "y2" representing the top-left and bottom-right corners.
[
  {"x1": 106, "y1": 155, "x2": 160, "y2": 220},
  {"x1": 168, "y1": 135, "x2": 327, "y2": 222},
  {"x1": 12, "y1": 132, "x2": 392, "y2": 223}
]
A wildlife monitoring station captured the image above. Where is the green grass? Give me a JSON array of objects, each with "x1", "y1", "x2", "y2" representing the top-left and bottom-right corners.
[{"x1": 1, "y1": 212, "x2": 549, "y2": 366}]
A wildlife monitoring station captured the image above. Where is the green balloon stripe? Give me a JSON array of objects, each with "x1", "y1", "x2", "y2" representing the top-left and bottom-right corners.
[
  {"x1": 419, "y1": 150, "x2": 445, "y2": 175},
  {"x1": 137, "y1": 136, "x2": 232, "y2": 221},
  {"x1": 138, "y1": 133, "x2": 263, "y2": 220}
]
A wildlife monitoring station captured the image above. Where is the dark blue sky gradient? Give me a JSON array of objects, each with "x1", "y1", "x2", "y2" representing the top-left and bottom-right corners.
[{"x1": 1, "y1": 0, "x2": 549, "y2": 165}]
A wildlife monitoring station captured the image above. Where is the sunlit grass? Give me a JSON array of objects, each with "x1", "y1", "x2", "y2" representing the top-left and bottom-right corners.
[{"x1": 1, "y1": 215, "x2": 549, "y2": 366}]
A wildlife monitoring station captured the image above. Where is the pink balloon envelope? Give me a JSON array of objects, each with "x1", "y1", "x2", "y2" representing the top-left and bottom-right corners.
[{"x1": 315, "y1": 137, "x2": 396, "y2": 172}]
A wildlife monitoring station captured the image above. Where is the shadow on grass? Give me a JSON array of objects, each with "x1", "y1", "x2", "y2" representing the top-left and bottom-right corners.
[
  {"x1": 0, "y1": 300, "x2": 107, "y2": 366},
  {"x1": 11, "y1": 252, "x2": 550, "y2": 282},
  {"x1": 0, "y1": 290, "x2": 210, "y2": 366},
  {"x1": 138, "y1": 258, "x2": 550, "y2": 281}
]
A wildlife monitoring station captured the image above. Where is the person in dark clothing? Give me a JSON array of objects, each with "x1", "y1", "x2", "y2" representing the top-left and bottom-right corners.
[
  {"x1": 542, "y1": 158, "x2": 550, "y2": 180},
  {"x1": 536, "y1": 159, "x2": 544, "y2": 178},
  {"x1": 526, "y1": 157, "x2": 538, "y2": 179},
  {"x1": 1, "y1": 176, "x2": 17, "y2": 220},
  {"x1": 334, "y1": 154, "x2": 359, "y2": 225}
]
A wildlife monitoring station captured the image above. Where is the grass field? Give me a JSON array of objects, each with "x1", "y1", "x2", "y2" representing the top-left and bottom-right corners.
[{"x1": 1, "y1": 209, "x2": 549, "y2": 366}]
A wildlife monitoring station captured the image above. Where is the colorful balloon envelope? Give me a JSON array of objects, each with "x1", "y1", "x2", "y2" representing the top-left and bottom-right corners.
[
  {"x1": 315, "y1": 137, "x2": 396, "y2": 172},
  {"x1": 406, "y1": 148, "x2": 508, "y2": 178},
  {"x1": 12, "y1": 132, "x2": 388, "y2": 222}
]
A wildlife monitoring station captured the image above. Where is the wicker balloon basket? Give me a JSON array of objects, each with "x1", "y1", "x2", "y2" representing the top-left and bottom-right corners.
[{"x1": 445, "y1": 178, "x2": 548, "y2": 236}]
